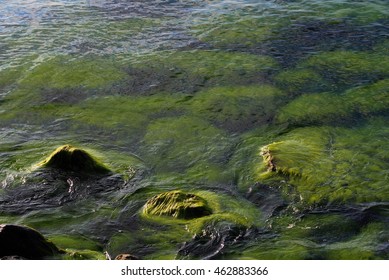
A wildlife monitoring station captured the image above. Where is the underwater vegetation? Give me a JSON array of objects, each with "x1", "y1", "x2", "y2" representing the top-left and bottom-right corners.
[{"x1": 1, "y1": 0, "x2": 389, "y2": 260}]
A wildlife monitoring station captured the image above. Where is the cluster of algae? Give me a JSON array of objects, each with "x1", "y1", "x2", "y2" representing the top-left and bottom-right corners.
[
  {"x1": 1, "y1": 0, "x2": 389, "y2": 260},
  {"x1": 248, "y1": 118, "x2": 389, "y2": 206}
]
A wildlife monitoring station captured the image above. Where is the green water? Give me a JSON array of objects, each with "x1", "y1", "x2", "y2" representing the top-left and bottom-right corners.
[{"x1": 0, "y1": 0, "x2": 388, "y2": 260}]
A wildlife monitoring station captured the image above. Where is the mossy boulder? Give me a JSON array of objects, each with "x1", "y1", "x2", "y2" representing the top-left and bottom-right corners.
[
  {"x1": 0, "y1": 224, "x2": 62, "y2": 260},
  {"x1": 143, "y1": 191, "x2": 212, "y2": 219},
  {"x1": 39, "y1": 145, "x2": 111, "y2": 175}
]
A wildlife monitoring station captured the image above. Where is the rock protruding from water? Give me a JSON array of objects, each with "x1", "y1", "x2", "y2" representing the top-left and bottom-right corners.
[
  {"x1": 0, "y1": 224, "x2": 62, "y2": 260},
  {"x1": 143, "y1": 191, "x2": 212, "y2": 219},
  {"x1": 40, "y1": 145, "x2": 111, "y2": 175}
]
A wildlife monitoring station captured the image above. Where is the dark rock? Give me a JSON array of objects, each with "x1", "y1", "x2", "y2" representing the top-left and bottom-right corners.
[{"x1": 0, "y1": 224, "x2": 62, "y2": 260}]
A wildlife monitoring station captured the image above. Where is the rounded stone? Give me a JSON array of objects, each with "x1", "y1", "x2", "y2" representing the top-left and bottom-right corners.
[{"x1": 143, "y1": 191, "x2": 212, "y2": 219}]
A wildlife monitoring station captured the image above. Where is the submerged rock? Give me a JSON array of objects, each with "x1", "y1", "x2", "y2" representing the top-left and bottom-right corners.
[
  {"x1": 39, "y1": 145, "x2": 111, "y2": 175},
  {"x1": 143, "y1": 191, "x2": 212, "y2": 219},
  {"x1": 0, "y1": 145, "x2": 124, "y2": 214},
  {"x1": 0, "y1": 224, "x2": 62, "y2": 260}
]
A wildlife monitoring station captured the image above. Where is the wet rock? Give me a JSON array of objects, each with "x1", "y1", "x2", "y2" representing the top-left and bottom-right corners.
[
  {"x1": 0, "y1": 224, "x2": 62, "y2": 260},
  {"x1": 143, "y1": 191, "x2": 212, "y2": 219},
  {"x1": 115, "y1": 253, "x2": 139, "y2": 260},
  {"x1": 39, "y1": 145, "x2": 111, "y2": 175},
  {"x1": 0, "y1": 146, "x2": 125, "y2": 214}
]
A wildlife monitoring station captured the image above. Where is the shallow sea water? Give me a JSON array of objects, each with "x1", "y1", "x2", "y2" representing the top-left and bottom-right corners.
[{"x1": 0, "y1": 0, "x2": 388, "y2": 259}]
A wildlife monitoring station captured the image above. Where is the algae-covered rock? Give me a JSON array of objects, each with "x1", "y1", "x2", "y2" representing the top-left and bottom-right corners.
[
  {"x1": 39, "y1": 145, "x2": 111, "y2": 175},
  {"x1": 143, "y1": 191, "x2": 212, "y2": 219},
  {"x1": 0, "y1": 224, "x2": 62, "y2": 260}
]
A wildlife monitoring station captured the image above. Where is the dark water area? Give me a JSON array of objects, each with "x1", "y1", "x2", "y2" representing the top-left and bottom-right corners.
[{"x1": 0, "y1": 0, "x2": 389, "y2": 260}]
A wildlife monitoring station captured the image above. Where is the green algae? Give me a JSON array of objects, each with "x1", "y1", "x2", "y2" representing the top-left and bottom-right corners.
[
  {"x1": 18, "y1": 56, "x2": 126, "y2": 90},
  {"x1": 1, "y1": 0, "x2": 389, "y2": 261},
  {"x1": 141, "y1": 116, "x2": 232, "y2": 172},
  {"x1": 302, "y1": 50, "x2": 389, "y2": 90},
  {"x1": 107, "y1": 225, "x2": 192, "y2": 260},
  {"x1": 185, "y1": 163, "x2": 233, "y2": 185},
  {"x1": 277, "y1": 92, "x2": 353, "y2": 126},
  {"x1": 67, "y1": 94, "x2": 185, "y2": 131},
  {"x1": 125, "y1": 50, "x2": 277, "y2": 95},
  {"x1": 322, "y1": 1, "x2": 389, "y2": 25},
  {"x1": 325, "y1": 222, "x2": 387, "y2": 260},
  {"x1": 192, "y1": 16, "x2": 276, "y2": 48},
  {"x1": 0, "y1": 67, "x2": 24, "y2": 91},
  {"x1": 188, "y1": 85, "x2": 285, "y2": 132},
  {"x1": 254, "y1": 118, "x2": 389, "y2": 205},
  {"x1": 286, "y1": 0, "x2": 389, "y2": 25},
  {"x1": 231, "y1": 214, "x2": 387, "y2": 260},
  {"x1": 236, "y1": 239, "x2": 313, "y2": 260},
  {"x1": 273, "y1": 69, "x2": 328, "y2": 94},
  {"x1": 109, "y1": 188, "x2": 263, "y2": 259},
  {"x1": 277, "y1": 79, "x2": 389, "y2": 126},
  {"x1": 347, "y1": 79, "x2": 389, "y2": 115},
  {"x1": 136, "y1": 50, "x2": 276, "y2": 79},
  {"x1": 228, "y1": 126, "x2": 288, "y2": 191},
  {"x1": 48, "y1": 234, "x2": 103, "y2": 252},
  {"x1": 62, "y1": 249, "x2": 106, "y2": 260}
]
